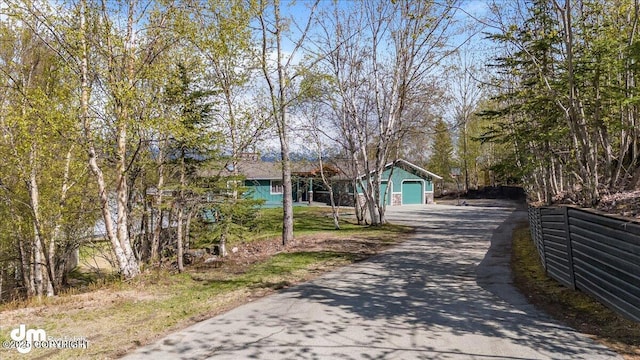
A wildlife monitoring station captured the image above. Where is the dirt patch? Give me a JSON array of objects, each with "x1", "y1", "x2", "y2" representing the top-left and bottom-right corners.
[
  {"x1": 196, "y1": 231, "x2": 402, "y2": 272},
  {"x1": 2, "y1": 230, "x2": 401, "y2": 322}
]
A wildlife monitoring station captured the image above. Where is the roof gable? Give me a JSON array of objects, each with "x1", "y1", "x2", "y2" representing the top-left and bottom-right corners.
[
  {"x1": 357, "y1": 159, "x2": 442, "y2": 181},
  {"x1": 388, "y1": 159, "x2": 443, "y2": 180}
]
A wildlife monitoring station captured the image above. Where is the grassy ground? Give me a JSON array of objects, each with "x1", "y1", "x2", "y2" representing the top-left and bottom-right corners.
[
  {"x1": 239, "y1": 207, "x2": 370, "y2": 242},
  {"x1": 0, "y1": 207, "x2": 412, "y2": 359},
  {"x1": 511, "y1": 222, "x2": 640, "y2": 360}
]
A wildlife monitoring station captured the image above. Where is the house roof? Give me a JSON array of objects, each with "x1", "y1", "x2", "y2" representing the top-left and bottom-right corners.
[
  {"x1": 392, "y1": 159, "x2": 443, "y2": 180},
  {"x1": 199, "y1": 158, "x2": 441, "y2": 181},
  {"x1": 198, "y1": 160, "x2": 338, "y2": 180},
  {"x1": 236, "y1": 161, "x2": 282, "y2": 180},
  {"x1": 196, "y1": 160, "x2": 281, "y2": 180},
  {"x1": 355, "y1": 159, "x2": 443, "y2": 181}
]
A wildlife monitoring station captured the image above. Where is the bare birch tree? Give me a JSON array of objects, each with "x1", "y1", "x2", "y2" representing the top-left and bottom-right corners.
[
  {"x1": 0, "y1": 5, "x2": 95, "y2": 296},
  {"x1": 315, "y1": 0, "x2": 460, "y2": 224},
  {"x1": 257, "y1": 0, "x2": 318, "y2": 244},
  {"x1": 450, "y1": 48, "x2": 485, "y2": 192},
  {"x1": 79, "y1": 0, "x2": 178, "y2": 277}
]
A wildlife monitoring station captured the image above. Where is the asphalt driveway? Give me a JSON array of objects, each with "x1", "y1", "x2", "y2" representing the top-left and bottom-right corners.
[{"x1": 123, "y1": 202, "x2": 621, "y2": 359}]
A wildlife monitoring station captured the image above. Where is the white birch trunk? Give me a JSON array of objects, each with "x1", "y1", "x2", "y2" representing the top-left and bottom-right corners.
[
  {"x1": 176, "y1": 156, "x2": 186, "y2": 272},
  {"x1": 115, "y1": 120, "x2": 138, "y2": 275},
  {"x1": 29, "y1": 246, "x2": 36, "y2": 296},
  {"x1": 50, "y1": 146, "x2": 74, "y2": 287},
  {"x1": 32, "y1": 225, "x2": 43, "y2": 297},
  {"x1": 28, "y1": 144, "x2": 55, "y2": 296},
  {"x1": 80, "y1": 0, "x2": 137, "y2": 278},
  {"x1": 18, "y1": 238, "x2": 34, "y2": 297},
  {"x1": 152, "y1": 143, "x2": 165, "y2": 263},
  {"x1": 176, "y1": 206, "x2": 184, "y2": 272}
]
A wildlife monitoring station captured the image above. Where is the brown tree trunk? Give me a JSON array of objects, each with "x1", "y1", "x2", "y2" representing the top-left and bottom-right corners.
[
  {"x1": 275, "y1": 1, "x2": 294, "y2": 245},
  {"x1": 280, "y1": 140, "x2": 294, "y2": 245},
  {"x1": 259, "y1": 0, "x2": 318, "y2": 245}
]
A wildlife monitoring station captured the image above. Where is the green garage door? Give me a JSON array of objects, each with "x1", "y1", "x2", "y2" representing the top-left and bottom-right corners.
[{"x1": 402, "y1": 181, "x2": 423, "y2": 205}]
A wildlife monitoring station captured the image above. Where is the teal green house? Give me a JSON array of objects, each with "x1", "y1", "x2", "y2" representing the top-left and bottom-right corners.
[
  {"x1": 225, "y1": 158, "x2": 441, "y2": 207},
  {"x1": 358, "y1": 159, "x2": 442, "y2": 205},
  {"x1": 226, "y1": 160, "x2": 324, "y2": 207},
  {"x1": 197, "y1": 157, "x2": 334, "y2": 207},
  {"x1": 233, "y1": 161, "x2": 287, "y2": 207}
]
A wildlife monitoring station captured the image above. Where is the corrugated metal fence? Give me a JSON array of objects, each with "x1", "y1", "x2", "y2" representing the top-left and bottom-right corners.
[{"x1": 527, "y1": 206, "x2": 640, "y2": 322}]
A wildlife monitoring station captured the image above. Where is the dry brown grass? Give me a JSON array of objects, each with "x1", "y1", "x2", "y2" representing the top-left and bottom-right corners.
[{"x1": 0, "y1": 222, "x2": 410, "y2": 359}]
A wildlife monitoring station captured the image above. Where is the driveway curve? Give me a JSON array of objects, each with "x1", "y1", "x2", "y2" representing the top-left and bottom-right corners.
[{"x1": 123, "y1": 203, "x2": 621, "y2": 359}]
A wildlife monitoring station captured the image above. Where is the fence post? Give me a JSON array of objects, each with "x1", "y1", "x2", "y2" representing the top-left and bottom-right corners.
[
  {"x1": 563, "y1": 206, "x2": 577, "y2": 290},
  {"x1": 539, "y1": 207, "x2": 547, "y2": 273}
]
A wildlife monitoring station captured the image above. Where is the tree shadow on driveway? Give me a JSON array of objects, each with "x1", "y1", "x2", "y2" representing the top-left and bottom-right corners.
[{"x1": 123, "y1": 204, "x2": 620, "y2": 360}]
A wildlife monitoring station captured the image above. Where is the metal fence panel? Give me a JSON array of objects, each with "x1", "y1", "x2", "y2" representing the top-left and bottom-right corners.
[
  {"x1": 568, "y1": 208, "x2": 640, "y2": 322},
  {"x1": 528, "y1": 206, "x2": 545, "y2": 269},
  {"x1": 527, "y1": 205, "x2": 640, "y2": 321},
  {"x1": 540, "y1": 207, "x2": 574, "y2": 288}
]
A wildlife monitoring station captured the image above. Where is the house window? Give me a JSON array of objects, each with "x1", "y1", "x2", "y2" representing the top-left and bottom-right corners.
[{"x1": 270, "y1": 180, "x2": 283, "y2": 194}]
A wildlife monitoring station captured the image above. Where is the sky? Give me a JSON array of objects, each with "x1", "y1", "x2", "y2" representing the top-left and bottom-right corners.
[
  {"x1": 275, "y1": 0, "x2": 496, "y2": 79},
  {"x1": 274, "y1": 0, "x2": 498, "y2": 156},
  {"x1": 1, "y1": 0, "x2": 498, "y2": 155}
]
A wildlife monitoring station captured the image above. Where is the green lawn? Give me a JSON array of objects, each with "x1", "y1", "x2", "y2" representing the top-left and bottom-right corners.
[{"x1": 231, "y1": 206, "x2": 407, "y2": 243}]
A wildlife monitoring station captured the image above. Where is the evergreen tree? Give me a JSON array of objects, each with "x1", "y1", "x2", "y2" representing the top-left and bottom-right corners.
[
  {"x1": 485, "y1": 0, "x2": 640, "y2": 204},
  {"x1": 163, "y1": 63, "x2": 217, "y2": 271},
  {"x1": 428, "y1": 118, "x2": 455, "y2": 183}
]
